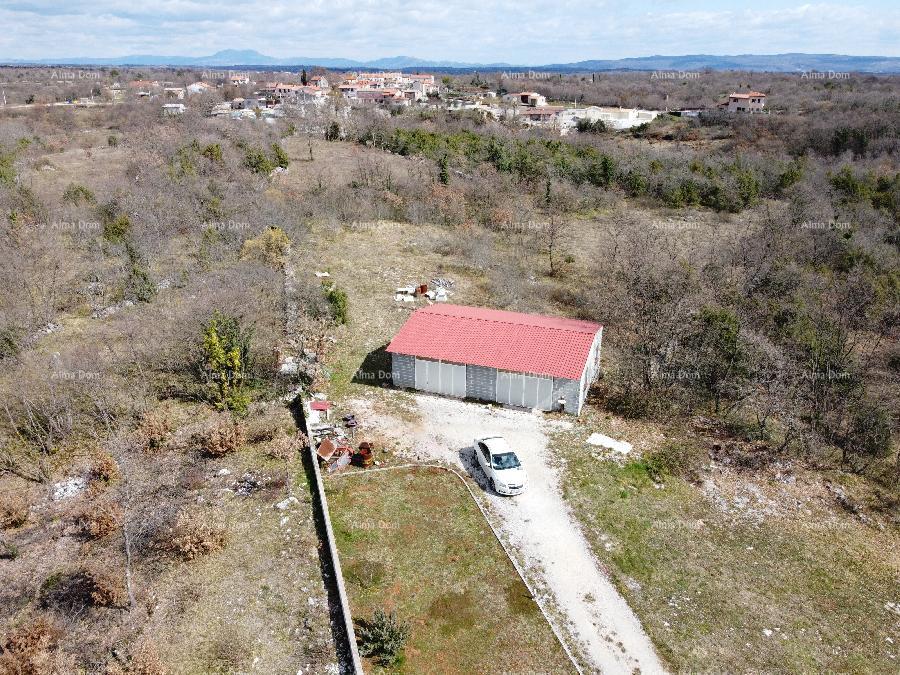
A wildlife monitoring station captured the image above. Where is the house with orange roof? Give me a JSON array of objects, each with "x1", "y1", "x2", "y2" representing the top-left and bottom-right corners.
[{"x1": 725, "y1": 91, "x2": 767, "y2": 113}]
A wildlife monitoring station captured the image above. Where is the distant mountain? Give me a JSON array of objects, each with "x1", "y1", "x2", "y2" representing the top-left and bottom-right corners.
[
  {"x1": 0, "y1": 49, "x2": 502, "y2": 69},
  {"x1": 546, "y1": 53, "x2": 900, "y2": 74},
  {"x1": 2, "y1": 50, "x2": 899, "y2": 73}
]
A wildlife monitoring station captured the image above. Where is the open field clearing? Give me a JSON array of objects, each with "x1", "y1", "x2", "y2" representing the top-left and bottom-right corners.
[
  {"x1": 326, "y1": 466, "x2": 576, "y2": 674},
  {"x1": 555, "y1": 410, "x2": 900, "y2": 672}
]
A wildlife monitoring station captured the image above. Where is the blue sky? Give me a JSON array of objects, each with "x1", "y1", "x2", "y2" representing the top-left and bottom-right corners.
[{"x1": 1, "y1": 1, "x2": 898, "y2": 62}]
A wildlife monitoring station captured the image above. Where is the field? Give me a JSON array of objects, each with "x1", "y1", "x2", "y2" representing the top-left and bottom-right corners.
[
  {"x1": 327, "y1": 466, "x2": 574, "y2": 674},
  {"x1": 555, "y1": 411, "x2": 900, "y2": 672}
]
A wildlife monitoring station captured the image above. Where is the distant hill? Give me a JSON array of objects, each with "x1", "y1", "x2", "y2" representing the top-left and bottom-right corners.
[
  {"x1": 2, "y1": 50, "x2": 899, "y2": 73},
  {"x1": 546, "y1": 53, "x2": 900, "y2": 73}
]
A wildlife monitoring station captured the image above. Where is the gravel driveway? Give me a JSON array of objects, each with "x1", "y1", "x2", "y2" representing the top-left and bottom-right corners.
[{"x1": 359, "y1": 393, "x2": 665, "y2": 674}]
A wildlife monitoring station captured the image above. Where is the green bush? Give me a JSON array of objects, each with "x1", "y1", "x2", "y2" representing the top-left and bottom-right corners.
[
  {"x1": 62, "y1": 183, "x2": 96, "y2": 206},
  {"x1": 845, "y1": 402, "x2": 892, "y2": 463},
  {"x1": 124, "y1": 242, "x2": 156, "y2": 302},
  {"x1": 576, "y1": 118, "x2": 607, "y2": 133},
  {"x1": 244, "y1": 147, "x2": 274, "y2": 175},
  {"x1": 357, "y1": 610, "x2": 410, "y2": 667},
  {"x1": 103, "y1": 214, "x2": 131, "y2": 243},
  {"x1": 325, "y1": 121, "x2": 341, "y2": 141},
  {"x1": 0, "y1": 150, "x2": 17, "y2": 186},
  {"x1": 327, "y1": 286, "x2": 349, "y2": 325},
  {"x1": 198, "y1": 311, "x2": 253, "y2": 412},
  {"x1": 271, "y1": 143, "x2": 289, "y2": 169},
  {"x1": 0, "y1": 326, "x2": 22, "y2": 359},
  {"x1": 201, "y1": 143, "x2": 223, "y2": 163}
]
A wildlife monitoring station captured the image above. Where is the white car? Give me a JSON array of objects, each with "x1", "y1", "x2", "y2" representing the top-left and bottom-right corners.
[{"x1": 474, "y1": 436, "x2": 528, "y2": 496}]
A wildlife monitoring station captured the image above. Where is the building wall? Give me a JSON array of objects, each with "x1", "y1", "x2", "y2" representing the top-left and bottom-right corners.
[
  {"x1": 552, "y1": 377, "x2": 581, "y2": 414},
  {"x1": 391, "y1": 327, "x2": 602, "y2": 415},
  {"x1": 391, "y1": 352, "x2": 415, "y2": 388},
  {"x1": 466, "y1": 364, "x2": 497, "y2": 401}
]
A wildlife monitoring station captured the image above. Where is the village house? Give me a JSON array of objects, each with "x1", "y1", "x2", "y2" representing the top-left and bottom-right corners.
[
  {"x1": 503, "y1": 91, "x2": 548, "y2": 107},
  {"x1": 309, "y1": 75, "x2": 329, "y2": 89},
  {"x1": 355, "y1": 88, "x2": 409, "y2": 105},
  {"x1": 228, "y1": 73, "x2": 251, "y2": 86},
  {"x1": 519, "y1": 105, "x2": 565, "y2": 124},
  {"x1": 162, "y1": 103, "x2": 185, "y2": 115},
  {"x1": 356, "y1": 71, "x2": 404, "y2": 88},
  {"x1": 103, "y1": 83, "x2": 125, "y2": 101},
  {"x1": 296, "y1": 85, "x2": 328, "y2": 104},
  {"x1": 127, "y1": 80, "x2": 160, "y2": 98},
  {"x1": 338, "y1": 72, "x2": 436, "y2": 103},
  {"x1": 406, "y1": 73, "x2": 437, "y2": 94},
  {"x1": 233, "y1": 96, "x2": 263, "y2": 109},
  {"x1": 725, "y1": 91, "x2": 766, "y2": 113},
  {"x1": 186, "y1": 81, "x2": 214, "y2": 95},
  {"x1": 163, "y1": 87, "x2": 185, "y2": 100}
]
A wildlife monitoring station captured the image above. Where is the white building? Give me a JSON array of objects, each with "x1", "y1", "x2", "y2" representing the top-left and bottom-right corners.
[
  {"x1": 503, "y1": 91, "x2": 547, "y2": 107},
  {"x1": 726, "y1": 91, "x2": 766, "y2": 113},
  {"x1": 186, "y1": 82, "x2": 214, "y2": 95},
  {"x1": 557, "y1": 106, "x2": 660, "y2": 133}
]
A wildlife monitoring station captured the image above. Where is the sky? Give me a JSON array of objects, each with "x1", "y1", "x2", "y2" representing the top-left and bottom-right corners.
[{"x1": 1, "y1": 0, "x2": 899, "y2": 63}]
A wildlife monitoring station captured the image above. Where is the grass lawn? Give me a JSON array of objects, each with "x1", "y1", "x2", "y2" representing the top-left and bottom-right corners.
[
  {"x1": 554, "y1": 424, "x2": 900, "y2": 672},
  {"x1": 326, "y1": 467, "x2": 574, "y2": 674}
]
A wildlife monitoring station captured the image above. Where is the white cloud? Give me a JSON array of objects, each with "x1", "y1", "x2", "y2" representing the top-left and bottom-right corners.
[{"x1": 0, "y1": 1, "x2": 897, "y2": 62}]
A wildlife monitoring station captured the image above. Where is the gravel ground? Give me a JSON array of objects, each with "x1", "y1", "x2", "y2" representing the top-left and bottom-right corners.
[{"x1": 355, "y1": 392, "x2": 666, "y2": 674}]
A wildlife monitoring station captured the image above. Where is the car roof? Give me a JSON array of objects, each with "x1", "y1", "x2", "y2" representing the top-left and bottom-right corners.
[{"x1": 482, "y1": 437, "x2": 512, "y2": 454}]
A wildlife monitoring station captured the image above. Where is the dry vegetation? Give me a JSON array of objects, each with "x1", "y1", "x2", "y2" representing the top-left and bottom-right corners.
[{"x1": 1, "y1": 64, "x2": 898, "y2": 671}]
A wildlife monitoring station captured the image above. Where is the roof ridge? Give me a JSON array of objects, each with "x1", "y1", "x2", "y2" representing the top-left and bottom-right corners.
[{"x1": 422, "y1": 304, "x2": 601, "y2": 333}]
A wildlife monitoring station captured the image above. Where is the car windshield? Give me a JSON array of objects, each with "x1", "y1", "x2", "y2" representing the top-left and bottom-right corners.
[{"x1": 491, "y1": 452, "x2": 520, "y2": 470}]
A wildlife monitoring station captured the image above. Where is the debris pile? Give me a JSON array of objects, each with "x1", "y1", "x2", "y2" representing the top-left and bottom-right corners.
[
  {"x1": 307, "y1": 396, "x2": 377, "y2": 474},
  {"x1": 394, "y1": 277, "x2": 454, "y2": 303}
]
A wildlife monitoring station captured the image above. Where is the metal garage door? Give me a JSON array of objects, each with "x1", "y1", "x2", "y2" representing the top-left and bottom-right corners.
[
  {"x1": 496, "y1": 371, "x2": 553, "y2": 409},
  {"x1": 414, "y1": 359, "x2": 466, "y2": 398}
]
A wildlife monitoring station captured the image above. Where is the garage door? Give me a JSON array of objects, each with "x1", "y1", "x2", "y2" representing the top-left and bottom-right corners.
[
  {"x1": 414, "y1": 359, "x2": 466, "y2": 398},
  {"x1": 496, "y1": 371, "x2": 553, "y2": 409}
]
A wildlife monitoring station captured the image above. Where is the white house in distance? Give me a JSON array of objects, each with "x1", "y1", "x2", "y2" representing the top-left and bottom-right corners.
[
  {"x1": 558, "y1": 106, "x2": 660, "y2": 132},
  {"x1": 503, "y1": 91, "x2": 548, "y2": 107},
  {"x1": 186, "y1": 81, "x2": 214, "y2": 95},
  {"x1": 387, "y1": 304, "x2": 603, "y2": 415},
  {"x1": 726, "y1": 91, "x2": 766, "y2": 113}
]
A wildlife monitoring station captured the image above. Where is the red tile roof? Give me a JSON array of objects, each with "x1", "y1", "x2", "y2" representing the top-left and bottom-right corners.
[{"x1": 386, "y1": 304, "x2": 602, "y2": 380}]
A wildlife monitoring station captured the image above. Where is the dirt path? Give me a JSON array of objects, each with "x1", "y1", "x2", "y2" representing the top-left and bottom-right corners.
[{"x1": 361, "y1": 393, "x2": 666, "y2": 674}]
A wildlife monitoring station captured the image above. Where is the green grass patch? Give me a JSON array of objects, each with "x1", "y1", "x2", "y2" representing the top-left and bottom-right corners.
[
  {"x1": 328, "y1": 468, "x2": 573, "y2": 674},
  {"x1": 556, "y1": 428, "x2": 900, "y2": 672}
]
